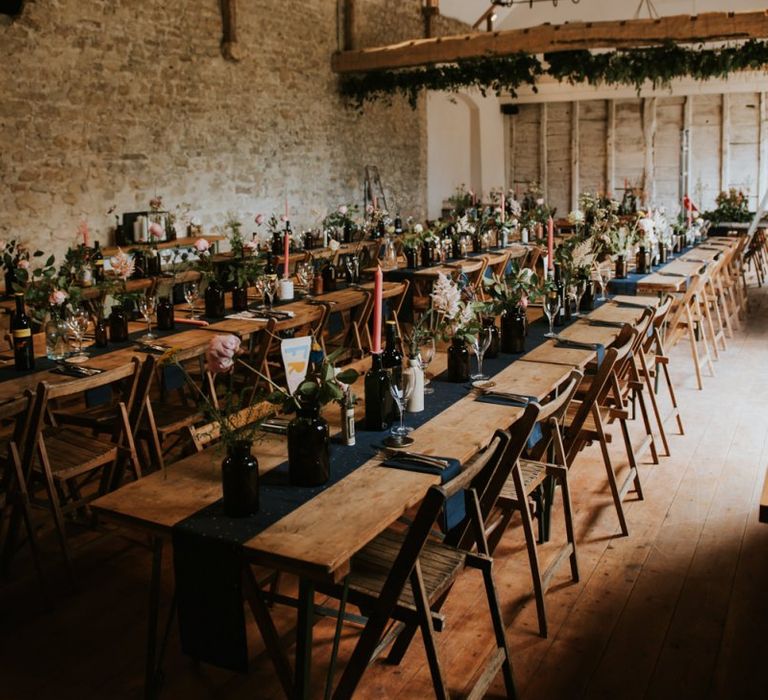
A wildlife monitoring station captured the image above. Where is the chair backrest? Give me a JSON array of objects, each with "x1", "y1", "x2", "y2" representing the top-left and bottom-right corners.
[
  {"x1": 364, "y1": 432, "x2": 511, "y2": 632},
  {"x1": 0, "y1": 395, "x2": 32, "y2": 497},
  {"x1": 20, "y1": 359, "x2": 141, "y2": 473},
  {"x1": 527, "y1": 369, "x2": 583, "y2": 463},
  {"x1": 564, "y1": 347, "x2": 619, "y2": 465},
  {"x1": 447, "y1": 402, "x2": 543, "y2": 550}
]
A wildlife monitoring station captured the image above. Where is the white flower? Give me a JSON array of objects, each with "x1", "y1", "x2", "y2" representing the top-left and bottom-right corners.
[
  {"x1": 509, "y1": 199, "x2": 522, "y2": 218},
  {"x1": 329, "y1": 239, "x2": 340, "y2": 252},
  {"x1": 458, "y1": 302, "x2": 475, "y2": 328},
  {"x1": 413, "y1": 223, "x2": 424, "y2": 234},
  {"x1": 338, "y1": 205, "x2": 348, "y2": 215},
  {"x1": 191, "y1": 216, "x2": 202, "y2": 227},
  {"x1": 536, "y1": 198, "x2": 545, "y2": 206},
  {"x1": 430, "y1": 272, "x2": 461, "y2": 319},
  {"x1": 637, "y1": 218, "x2": 654, "y2": 237},
  {"x1": 568, "y1": 210, "x2": 585, "y2": 225}
]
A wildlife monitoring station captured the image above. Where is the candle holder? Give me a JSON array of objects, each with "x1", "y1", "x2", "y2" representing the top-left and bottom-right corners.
[{"x1": 278, "y1": 277, "x2": 294, "y2": 301}]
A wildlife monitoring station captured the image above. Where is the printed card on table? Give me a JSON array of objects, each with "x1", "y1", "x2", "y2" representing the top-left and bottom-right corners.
[{"x1": 281, "y1": 336, "x2": 313, "y2": 395}]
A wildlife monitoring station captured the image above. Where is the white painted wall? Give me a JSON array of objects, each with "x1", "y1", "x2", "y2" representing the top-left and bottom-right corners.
[{"x1": 427, "y1": 90, "x2": 507, "y2": 217}]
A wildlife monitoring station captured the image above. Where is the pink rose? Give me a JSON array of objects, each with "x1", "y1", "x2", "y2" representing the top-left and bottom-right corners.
[
  {"x1": 280, "y1": 215, "x2": 288, "y2": 223},
  {"x1": 244, "y1": 239, "x2": 260, "y2": 253},
  {"x1": 0, "y1": 240, "x2": 7, "y2": 250},
  {"x1": 338, "y1": 205, "x2": 348, "y2": 215},
  {"x1": 49, "y1": 289, "x2": 68, "y2": 306},
  {"x1": 254, "y1": 213, "x2": 265, "y2": 225},
  {"x1": 18, "y1": 259, "x2": 30, "y2": 270},
  {"x1": 519, "y1": 295, "x2": 529, "y2": 310},
  {"x1": 366, "y1": 204, "x2": 374, "y2": 215},
  {"x1": 194, "y1": 238, "x2": 210, "y2": 253},
  {"x1": 148, "y1": 222, "x2": 164, "y2": 239},
  {"x1": 206, "y1": 334, "x2": 241, "y2": 374}
]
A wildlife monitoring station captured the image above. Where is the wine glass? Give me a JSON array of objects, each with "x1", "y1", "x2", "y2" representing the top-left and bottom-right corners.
[
  {"x1": 470, "y1": 327, "x2": 493, "y2": 381},
  {"x1": 295, "y1": 262, "x2": 310, "y2": 288},
  {"x1": 389, "y1": 367, "x2": 415, "y2": 442},
  {"x1": 138, "y1": 295, "x2": 157, "y2": 341},
  {"x1": 264, "y1": 277, "x2": 278, "y2": 309},
  {"x1": 253, "y1": 276, "x2": 267, "y2": 307},
  {"x1": 543, "y1": 291, "x2": 560, "y2": 338},
  {"x1": 593, "y1": 263, "x2": 609, "y2": 302},
  {"x1": 184, "y1": 282, "x2": 199, "y2": 319},
  {"x1": 418, "y1": 337, "x2": 436, "y2": 396},
  {"x1": 570, "y1": 278, "x2": 587, "y2": 317},
  {"x1": 66, "y1": 306, "x2": 91, "y2": 361}
]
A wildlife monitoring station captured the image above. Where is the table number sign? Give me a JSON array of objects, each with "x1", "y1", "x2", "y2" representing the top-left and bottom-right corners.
[{"x1": 281, "y1": 336, "x2": 312, "y2": 394}]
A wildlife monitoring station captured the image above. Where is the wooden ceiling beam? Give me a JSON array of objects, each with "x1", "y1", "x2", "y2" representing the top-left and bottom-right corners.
[{"x1": 332, "y1": 10, "x2": 768, "y2": 74}]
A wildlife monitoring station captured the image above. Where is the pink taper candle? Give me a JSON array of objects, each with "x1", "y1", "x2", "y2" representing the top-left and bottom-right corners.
[
  {"x1": 283, "y1": 231, "x2": 290, "y2": 278},
  {"x1": 372, "y1": 266, "x2": 383, "y2": 354},
  {"x1": 547, "y1": 216, "x2": 554, "y2": 270}
]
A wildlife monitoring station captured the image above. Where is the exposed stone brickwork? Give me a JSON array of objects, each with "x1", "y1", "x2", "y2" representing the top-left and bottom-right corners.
[{"x1": 0, "y1": 0, "x2": 463, "y2": 258}]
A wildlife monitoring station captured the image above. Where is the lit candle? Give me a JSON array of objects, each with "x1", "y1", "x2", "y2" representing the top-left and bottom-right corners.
[
  {"x1": 547, "y1": 216, "x2": 554, "y2": 270},
  {"x1": 685, "y1": 195, "x2": 693, "y2": 227},
  {"x1": 500, "y1": 192, "x2": 506, "y2": 223},
  {"x1": 372, "y1": 266, "x2": 383, "y2": 354},
  {"x1": 283, "y1": 231, "x2": 290, "y2": 278}
]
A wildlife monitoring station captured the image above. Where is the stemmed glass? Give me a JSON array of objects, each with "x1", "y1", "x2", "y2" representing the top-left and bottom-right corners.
[
  {"x1": 543, "y1": 291, "x2": 561, "y2": 338},
  {"x1": 66, "y1": 306, "x2": 91, "y2": 362},
  {"x1": 387, "y1": 367, "x2": 416, "y2": 446},
  {"x1": 569, "y1": 279, "x2": 586, "y2": 317},
  {"x1": 264, "y1": 277, "x2": 278, "y2": 309},
  {"x1": 593, "y1": 263, "x2": 610, "y2": 302},
  {"x1": 138, "y1": 295, "x2": 158, "y2": 341},
  {"x1": 418, "y1": 338, "x2": 436, "y2": 395},
  {"x1": 184, "y1": 282, "x2": 200, "y2": 319},
  {"x1": 470, "y1": 327, "x2": 493, "y2": 381}
]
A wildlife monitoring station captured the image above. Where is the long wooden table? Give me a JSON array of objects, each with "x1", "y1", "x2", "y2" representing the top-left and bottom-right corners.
[{"x1": 88, "y1": 292, "x2": 658, "y2": 699}]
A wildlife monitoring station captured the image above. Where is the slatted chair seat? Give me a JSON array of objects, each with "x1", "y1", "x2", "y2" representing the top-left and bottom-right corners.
[
  {"x1": 36, "y1": 428, "x2": 119, "y2": 481},
  {"x1": 346, "y1": 529, "x2": 465, "y2": 613},
  {"x1": 498, "y1": 459, "x2": 549, "y2": 497},
  {"x1": 564, "y1": 400, "x2": 614, "y2": 442}
]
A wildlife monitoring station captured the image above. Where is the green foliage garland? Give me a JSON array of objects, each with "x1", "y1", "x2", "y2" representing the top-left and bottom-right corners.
[{"x1": 341, "y1": 39, "x2": 768, "y2": 108}]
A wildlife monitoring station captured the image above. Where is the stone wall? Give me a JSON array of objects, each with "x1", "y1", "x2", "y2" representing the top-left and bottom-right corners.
[{"x1": 0, "y1": 0, "x2": 460, "y2": 259}]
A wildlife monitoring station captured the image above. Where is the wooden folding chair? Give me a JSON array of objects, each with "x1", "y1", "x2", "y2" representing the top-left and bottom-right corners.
[
  {"x1": 487, "y1": 370, "x2": 583, "y2": 637},
  {"x1": 320, "y1": 410, "x2": 540, "y2": 699},
  {"x1": 0, "y1": 395, "x2": 45, "y2": 584},
  {"x1": 563, "y1": 343, "x2": 643, "y2": 537},
  {"x1": 20, "y1": 360, "x2": 143, "y2": 579},
  {"x1": 665, "y1": 274, "x2": 715, "y2": 390}
]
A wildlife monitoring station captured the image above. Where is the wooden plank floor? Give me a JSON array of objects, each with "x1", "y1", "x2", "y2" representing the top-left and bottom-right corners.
[{"x1": 2, "y1": 288, "x2": 768, "y2": 699}]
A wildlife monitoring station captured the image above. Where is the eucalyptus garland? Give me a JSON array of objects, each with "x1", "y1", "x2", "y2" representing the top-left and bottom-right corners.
[{"x1": 341, "y1": 39, "x2": 768, "y2": 108}]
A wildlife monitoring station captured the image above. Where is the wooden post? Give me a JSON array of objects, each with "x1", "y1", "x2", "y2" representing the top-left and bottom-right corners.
[
  {"x1": 606, "y1": 100, "x2": 616, "y2": 197},
  {"x1": 344, "y1": 0, "x2": 356, "y2": 51},
  {"x1": 759, "y1": 92, "x2": 768, "y2": 204},
  {"x1": 571, "y1": 101, "x2": 580, "y2": 211},
  {"x1": 540, "y1": 103, "x2": 549, "y2": 201},
  {"x1": 423, "y1": 0, "x2": 439, "y2": 39},
  {"x1": 721, "y1": 93, "x2": 731, "y2": 192},
  {"x1": 643, "y1": 97, "x2": 657, "y2": 206},
  {"x1": 220, "y1": 0, "x2": 242, "y2": 62}
]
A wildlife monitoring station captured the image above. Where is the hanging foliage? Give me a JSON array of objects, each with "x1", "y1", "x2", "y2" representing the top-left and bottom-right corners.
[{"x1": 340, "y1": 39, "x2": 768, "y2": 109}]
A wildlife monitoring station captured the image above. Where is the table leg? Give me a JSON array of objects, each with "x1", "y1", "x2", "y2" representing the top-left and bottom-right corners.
[
  {"x1": 145, "y1": 536, "x2": 163, "y2": 700},
  {"x1": 295, "y1": 577, "x2": 315, "y2": 700}
]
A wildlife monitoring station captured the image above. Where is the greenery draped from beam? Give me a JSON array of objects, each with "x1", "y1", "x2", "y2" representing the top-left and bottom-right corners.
[{"x1": 340, "y1": 40, "x2": 768, "y2": 109}]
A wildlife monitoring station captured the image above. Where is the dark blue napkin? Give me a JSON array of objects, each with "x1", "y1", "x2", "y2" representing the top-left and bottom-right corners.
[
  {"x1": 474, "y1": 394, "x2": 544, "y2": 448},
  {"x1": 556, "y1": 340, "x2": 606, "y2": 365},
  {"x1": 381, "y1": 456, "x2": 465, "y2": 533}
]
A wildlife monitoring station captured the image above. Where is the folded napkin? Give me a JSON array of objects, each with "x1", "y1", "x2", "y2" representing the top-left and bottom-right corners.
[
  {"x1": 382, "y1": 456, "x2": 465, "y2": 533},
  {"x1": 50, "y1": 365, "x2": 103, "y2": 378},
  {"x1": 588, "y1": 319, "x2": 627, "y2": 328},
  {"x1": 615, "y1": 300, "x2": 652, "y2": 309},
  {"x1": 555, "y1": 339, "x2": 606, "y2": 365},
  {"x1": 658, "y1": 271, "x2": 688, "y2": 278},
  {"x1": 474, "y1": 393, "x2": 543, "y2": 448},
  {"x1": 176, "y1": 317, "x2": 210, "y2": 327}
]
